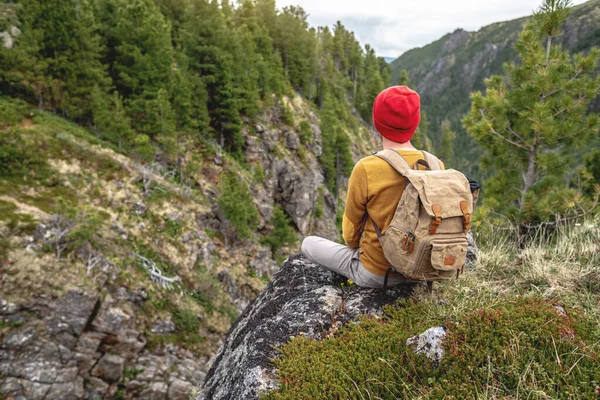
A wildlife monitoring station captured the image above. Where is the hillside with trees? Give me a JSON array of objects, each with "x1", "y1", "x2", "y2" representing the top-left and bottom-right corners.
[{"x1": 390, "y1": 0, "x2": 600, "y2": 178}]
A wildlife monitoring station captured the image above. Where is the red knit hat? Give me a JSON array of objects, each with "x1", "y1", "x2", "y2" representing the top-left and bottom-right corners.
[{"x1": 372, "y1": 86, "x2": 421, "y2": 143}]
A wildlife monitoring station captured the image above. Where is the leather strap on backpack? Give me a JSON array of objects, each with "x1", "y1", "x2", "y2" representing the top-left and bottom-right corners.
[
  {"x1": 422, "y1": 151, "x2": 442, "y2": 171},
  {"x1": 460, "y1": 200, "x2": 471, "y2": 232},
  {"x1": 429, "y1": 204, "x2": 442, "y2": 234}
]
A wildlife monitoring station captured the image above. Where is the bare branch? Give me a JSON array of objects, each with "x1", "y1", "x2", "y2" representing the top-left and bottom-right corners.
[
  {"x1": 506, "y1": 123, "x2": 528, "y2": 144},
  {"x1": 86, "y1": 252, "x2": 103, "y2": 275},
  {"x1": 134, "y1": 253, "x2": 181, "y2": 289}
]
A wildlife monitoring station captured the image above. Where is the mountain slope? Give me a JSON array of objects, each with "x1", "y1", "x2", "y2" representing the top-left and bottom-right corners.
[
  {"x1": 390, "y1": 0, "x2": 600, "y2": 176},
  {"x1": 0, "y1": 94, "x2": 378, "y2": 399}
]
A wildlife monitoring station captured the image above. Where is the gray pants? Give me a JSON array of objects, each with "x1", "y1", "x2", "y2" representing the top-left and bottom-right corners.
[{"x1": 301, "y1": 236, "x2": 408, "y2": 288}]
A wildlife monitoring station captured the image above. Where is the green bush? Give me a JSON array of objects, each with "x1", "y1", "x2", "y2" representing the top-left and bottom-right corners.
[
  {"x1": 217, "y1": 172, "x2": 259, "y2": 240},
  {"x1": 0, "y1": 131, "x2": 52, "y2": 179},
  {"x1": 0, "y1": 97, "x2": 30, "y2": 128},
  {"x1": 280, "y1": 103, "x2": 294, "y2": 126},
  {"x1": 162, "y1": 216, "x2": 183, "y2": 238},
  {"x1": 173, "y1": 307, "x2": 200, "y2": 334},
  {"x1": 297, "y1": 120, "x2": 312, "y2": 145},
  {"x1": 253, "y1": 163, "x2": 265, "y2": 184},
  {"x1": 264, "y1": 298, "x2": 600, "y2": 399},
  {"x1": 261, "y1": 205, "x2": 297, "y2": 254}
]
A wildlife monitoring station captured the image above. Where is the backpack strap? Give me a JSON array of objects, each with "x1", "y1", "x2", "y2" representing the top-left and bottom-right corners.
[
  {"x1": 375, "y1": 149, "x2": 412, "y2": 176},
  {"x1": 377, "y1": 149, "x2": 442, "y2": 174},
  {"x1": 421, "y1": 151, "x2": 442, "y2": 171}
]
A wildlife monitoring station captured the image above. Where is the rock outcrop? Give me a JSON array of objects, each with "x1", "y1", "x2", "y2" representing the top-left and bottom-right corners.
[
  {"x1": 199, "y1": 233, "x2": 478, "y2": 399},
  {"x1": 198, "y1": 255, "x2": 417, "y2": 400},
  {"x1": 0, "y1": 288, "x2": 209, "y2": 400}
]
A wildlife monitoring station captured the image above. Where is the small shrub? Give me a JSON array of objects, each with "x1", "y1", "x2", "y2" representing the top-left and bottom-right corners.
[
  {"x1": 261, "y1": 205, "x2": 297, "y2": 254},
  {"x1": 297, "y1": 146, "x2": 308, "y2": 166},
  {"x1": 0, "y1": 131, "x2": 52, "y2": 180},
  {"x1": 297, "y1": 120, "x2": 312, "y2": 145},
  {"x1": 162, "y1": 216, "x2": 182, "y2": 238},
  {"x1": 280, "y1": 103, "x2": 294, "y2": 126},
  {"x1": 0, "y1": 97, "x2": 29, "y2": 129},
  {"x1": 217, "y1": 171, "x2": 259, "y2": 240},
  {"x1": 67, "y1": 207, "x2": 109, "y2": 251},
  {"x1": 173, "y1": 307, "x2": 200, "y2": 334},
  {"x1": 253, "y1": 163, "x2": 265, "y2": 184}
]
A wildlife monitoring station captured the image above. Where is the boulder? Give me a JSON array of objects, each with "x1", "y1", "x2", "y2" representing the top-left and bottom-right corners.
[
  {"x1": 91, "y1": 354, "x2": 125, "y2": 384},
  {"x1": 286, "y1": 133, "x2": 300, "y2": 150},
  {"x1": 406, "y1": 326, "x2": 447, "y2": 366},
  {"x1": 198, "y1": 254, "x2": 416, "y2": 400},
  {"x1": 150, "y1": 319, "x2": 177, "y2": 335},
  {"x1": 466, "y1": 231, "x2": 479, "y2": 265},
  {"x1": 168, "y1": 379, "x2": 192, "y2": 400}
]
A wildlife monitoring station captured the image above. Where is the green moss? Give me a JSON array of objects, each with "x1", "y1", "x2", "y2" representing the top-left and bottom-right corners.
[
  {"x1": 264, "y1": 298, "x2": 600, "y2": 399},
  {"x1": 162, "y1": 216, "x2": 183, "y2": 238},
  {"x1": 0, "y1": 320, "x2": 25, "y2": 329},
  {"x1": 0, "y1": 199, "x2": 37, "y2": 235}
]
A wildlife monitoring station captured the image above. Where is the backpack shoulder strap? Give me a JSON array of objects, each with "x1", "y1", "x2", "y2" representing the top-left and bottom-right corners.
[
  {"x1": 375, "y1": 149, "x2": 412, "y2": 176},
  {"x1": 421, "y1": 151, "x2": 442, "y2": 171}
]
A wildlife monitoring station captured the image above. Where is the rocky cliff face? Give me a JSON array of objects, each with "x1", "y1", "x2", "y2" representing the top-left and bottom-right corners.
[{"x1": 0, "y1": 95, "x2": 378, "y2": 399}]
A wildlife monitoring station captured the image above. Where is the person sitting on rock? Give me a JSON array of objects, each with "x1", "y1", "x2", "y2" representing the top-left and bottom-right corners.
[{"x1": 302, "y1": 86, "x2": 444, "y2": 288}]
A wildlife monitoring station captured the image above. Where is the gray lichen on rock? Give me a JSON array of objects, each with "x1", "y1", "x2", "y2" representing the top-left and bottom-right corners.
[{"x1": 198, "y1": 255, "x2": 417, "y2": 400}]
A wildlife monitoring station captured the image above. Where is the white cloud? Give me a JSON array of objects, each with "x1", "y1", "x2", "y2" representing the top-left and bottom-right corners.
[{"x1": 275, "y1": 0, "x2": 588, "y2": 57}]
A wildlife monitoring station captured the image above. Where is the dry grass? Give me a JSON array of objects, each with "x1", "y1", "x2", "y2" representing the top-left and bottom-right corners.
[{"x1": 413, "y1": 217, "x2": 600, "y2": 324}]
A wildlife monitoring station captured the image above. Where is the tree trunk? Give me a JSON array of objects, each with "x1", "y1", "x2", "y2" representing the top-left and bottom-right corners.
[{"x1": 520, "y1": 146, "x2": 537, "y2": 211}]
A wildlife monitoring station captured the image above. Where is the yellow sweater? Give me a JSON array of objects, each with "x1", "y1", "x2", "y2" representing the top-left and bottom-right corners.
[{"x1": 342, "y1": 150, "x2": 445, "y2": 276}]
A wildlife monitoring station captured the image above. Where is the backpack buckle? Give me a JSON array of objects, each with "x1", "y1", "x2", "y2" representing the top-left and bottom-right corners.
[{"x1": 429, "y1": 204, "x2": 442, "y2": 235}]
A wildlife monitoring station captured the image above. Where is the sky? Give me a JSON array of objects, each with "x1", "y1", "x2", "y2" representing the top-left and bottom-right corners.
[{"x1": 275, "y1": 0, "x2": 589, "y2": 58}]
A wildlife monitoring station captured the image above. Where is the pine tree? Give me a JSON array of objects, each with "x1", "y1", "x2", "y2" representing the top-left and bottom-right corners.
[
  {"x1": 262, "y1": 205, "x2": 297, "y2": 254},
  {"x1": 109, "y1": 0, "x2": 176, "y2": 133},
  {"x1": 91, "y1": 86, "x2": 134, "y2": 149},
  {"x1": 412, "y1": 111, "x2": 433, "y2": 152},
  {"x1": 462, "y1": 0, "x2": 600, "y2": 226},
  {"x1": 13, "y1": 0, "x2": 108, "y2": 120},
  {"x1": 319, "y1": 94, "x2": 354, "y2": 195},
  {"x1": 438, "y1": 119, "x2": 456, "y2": 166},
  {"x1": 356, "y1": 45, "x2": 384, "y2": 121},
  {"x1": 398, "y1": 69, "x2": 410, "y2": 86},
  {"x1": 217, "y1": 171, "x2": 259, "y2": 241},
  {"x1": 274, "y1": 6, "x2": 314, "y2": 95},
  {"x1": 182, "y1": 0, "x2": 243, "y2": 157}
]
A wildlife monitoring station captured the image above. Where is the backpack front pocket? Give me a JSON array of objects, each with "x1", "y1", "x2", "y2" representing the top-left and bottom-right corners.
[{"x1": 430, "y1": 240, "x2": 467, "y2": 272}]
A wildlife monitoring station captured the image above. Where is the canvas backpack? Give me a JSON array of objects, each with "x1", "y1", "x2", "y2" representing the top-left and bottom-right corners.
[{"x1": 369, "y1": 149, "x2": 474, "y2": 290}]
